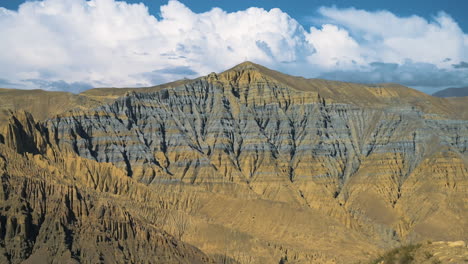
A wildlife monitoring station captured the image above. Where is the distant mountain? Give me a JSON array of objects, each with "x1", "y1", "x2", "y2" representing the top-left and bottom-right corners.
[{"x1": 432, "y1": 86, "x2": 468, "y2": 97}]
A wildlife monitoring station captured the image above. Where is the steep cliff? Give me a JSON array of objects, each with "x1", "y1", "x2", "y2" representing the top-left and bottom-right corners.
[
  {"x1": 0, "y1": 62, "x2": 467, "y2": 263},
  {"x1": 44, "y1": 62, "x2": 467, "y2": 237},
  {"x1": 0, "y1": 112, "x2": 212, "y2": 264}
]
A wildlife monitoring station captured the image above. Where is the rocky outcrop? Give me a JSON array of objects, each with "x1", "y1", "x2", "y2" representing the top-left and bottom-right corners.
[
  {"x1": 42, "y1": 63, "x2": 467, "y2": 239},
  {"x1": 0, "y1": 114, "x2": 211, "y2": 264}
]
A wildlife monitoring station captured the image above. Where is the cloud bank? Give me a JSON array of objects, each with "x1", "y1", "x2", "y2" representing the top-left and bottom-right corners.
[{"x1": 0, "y1": 0, "x2": 467, "y2": 93}]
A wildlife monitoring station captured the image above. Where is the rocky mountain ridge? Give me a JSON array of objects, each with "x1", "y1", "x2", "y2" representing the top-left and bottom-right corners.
[{"x1": 0, "y1": 62, "x2": 466, "y2": 263}]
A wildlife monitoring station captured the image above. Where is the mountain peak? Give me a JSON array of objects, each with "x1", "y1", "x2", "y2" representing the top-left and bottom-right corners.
[
  {"x1": 234, "y1": 61, "x2": 258, "y2": 68},
  {"x1": 227, "y1": 61, "x2": 262, "y2": 72},
  {"x1": 214, "y1": 61, "x2": 271, "y2": 85}
]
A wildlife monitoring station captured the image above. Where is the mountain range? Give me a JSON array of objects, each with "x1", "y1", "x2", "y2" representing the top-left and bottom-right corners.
[
  {"x1": 0, "y1": 62, "x2": 466, "y2": 263},
  {"x1": 432, "y1": 86, "x2": 468, "y2": 98}
]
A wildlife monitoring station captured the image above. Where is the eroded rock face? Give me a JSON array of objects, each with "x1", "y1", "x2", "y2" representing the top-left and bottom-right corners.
[
  {"x1": 0, "y1": 62, "x2": 467, "y2": 263},
  {"x1": 47, "y1": 69, "x2": 468, "y2": 183},
  {"x1": 45, "y1": 65, "x2": 466, "y2": 201},
  {"x1": 0, "y1": 114, "x2": 211, "y2": 264}
]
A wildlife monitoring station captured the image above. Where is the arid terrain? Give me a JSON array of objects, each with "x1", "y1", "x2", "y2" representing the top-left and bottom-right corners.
[{"x1": 0, "y1": 62, "x2": 467, "y2": 263}]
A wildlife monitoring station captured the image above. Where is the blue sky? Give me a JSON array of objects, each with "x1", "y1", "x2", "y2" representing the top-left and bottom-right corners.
[
  {"x1": 4, "y1": 0, "x2": 468, "y2": 31},
  {"x1": 0, "y1": 0, "x2": 467, "y2": 93}
]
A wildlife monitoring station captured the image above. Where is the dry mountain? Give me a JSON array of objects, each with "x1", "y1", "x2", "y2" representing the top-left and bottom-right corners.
[
  {"x1": 433, "y1": 86, "x2": 468, "y2": 98},
  {"x1": 0, "y1": 62, "x2": 466, "y2": 263}
]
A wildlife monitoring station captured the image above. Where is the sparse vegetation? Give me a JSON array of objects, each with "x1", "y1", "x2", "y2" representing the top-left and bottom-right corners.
[
  {"x1": 424, "y1": 251, "x2": 433, "y2": 259},
  {"x1": 279, "y1": 256, "x2": 288, "y2": 264},
  {"x1": 371, "y1": 244, "x2": 421, "y2": 264},
  {"x1": 167, "y1": 211, "x2": 191, "y2": 240}
]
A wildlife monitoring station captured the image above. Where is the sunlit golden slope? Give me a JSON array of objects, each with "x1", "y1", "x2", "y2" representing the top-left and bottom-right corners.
[
  {"x1": 221, "y1": 62, "x2": 468, "y2": 119},
  {"x1": 80, "y1": 79, "x2": 192, "y2": 104},
  {"x1": 0, "y1": 88, "x2": 100, "y2": 124},
  {"x1": 0, "y1": 62, "x2": 467, "y2": 263},
  {"x1": 0, "y1": 79, "x2": 193, "y2": 124}
]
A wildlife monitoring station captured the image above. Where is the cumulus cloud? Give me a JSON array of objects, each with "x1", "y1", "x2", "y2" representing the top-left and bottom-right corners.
[
  {"x1": 0, "y1": 0, "x2": 314, "y2": 91},
  {"x1": 309, "y1": 7, "x2": 468, "y2": 90},
  {"x1": 305, "y1": 24, "x2": 363, "y2": 69},
  {"x1": 315, "y1": 7, "x2": 467, "y2": 67},
  {"x1": 0, "y1": 0, "x2": 467, "y2": 93}
]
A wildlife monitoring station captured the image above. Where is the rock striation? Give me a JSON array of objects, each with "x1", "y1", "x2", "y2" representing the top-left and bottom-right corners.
[
  {"x1": 0, "y1": 62, "x2": 467, "y2": 263},
  {"x1": 0, "y1": 112, "x2": 211, "y2": 264}
]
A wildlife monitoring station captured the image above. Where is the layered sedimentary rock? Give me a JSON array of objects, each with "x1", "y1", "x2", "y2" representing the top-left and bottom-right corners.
[
  {"x1": 44, "y1": 62, "x2": 467, "y2": 228},
  {"x1": 0, "y1": 62, "x2": 467, "y2": 263},
  {"x1": 0, "y1": 112, "x2": 211, "y2": 264}
]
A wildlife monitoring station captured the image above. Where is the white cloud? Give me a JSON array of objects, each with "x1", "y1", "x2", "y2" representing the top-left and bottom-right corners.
[
  {"x1": 0, "y1": 0, "x2": 312, "y2": 90},
  {"x1": 0, "y1": 0, "x2": 467, "y2": 92},
  {"x1": 316, "y1": 7, "x2": 468, "y2": 68},
  {"x1": 306, "y1": 24, "x2": 363, "y2": 69}
]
